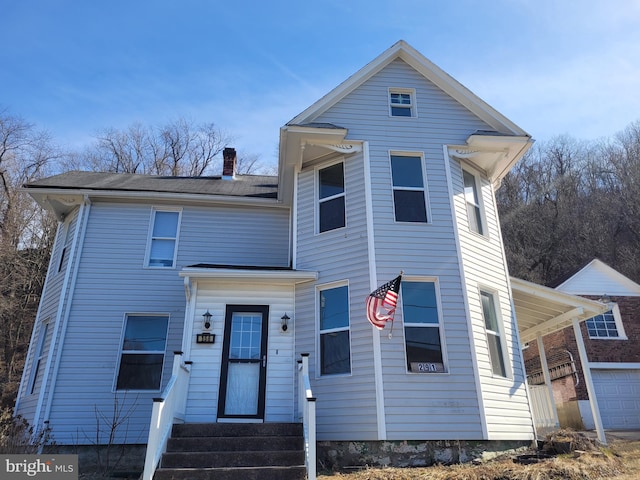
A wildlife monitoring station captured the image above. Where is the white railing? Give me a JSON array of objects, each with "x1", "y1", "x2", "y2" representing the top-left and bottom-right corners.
[
  {"x1": 298, "y1": 353, "x2": 316, "y2": 480},
  {"x1": 142, "y1": 352, "x2": 191, "y2": 480}
]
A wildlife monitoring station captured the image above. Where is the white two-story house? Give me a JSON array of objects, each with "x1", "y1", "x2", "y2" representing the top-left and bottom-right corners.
[{"x1": 18, "y1": 41, "x2": 602, "y2": 475}]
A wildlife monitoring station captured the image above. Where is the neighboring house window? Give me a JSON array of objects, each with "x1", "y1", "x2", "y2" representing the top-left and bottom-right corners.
[
  {"x1": 586, "y1": 304, "x2": 626, "y2": 339},
  {"x1": 319, "y1": 284, "x2": 351, "y2": 375},
  {"x1": 480, "y1": 290, "x2": 507, "y2": 377},
  {"x1": 402, "y1": 281, "x2": 445, "y2": 373},
  {"x1": 147, "y1": 209, "x2": 181, "y2": 267},
  {"x1": 318, "y1": 162, "x2": 346, "y2": 233},
  {"x1": 463, "y1": 169, "x2": 485, "y2": 235},
  {"x1": 29, "y1": 321, "x2": 49, "y2": 395},
  {"x1": 389, "y1": 88, "x2": 415, "y2": 117},
  {"x1": 391, "y1": 154, "x2": 428, "y2": 223},
  {"x1": 116, "y1": 314, "x2": 169, "y2": 390}
]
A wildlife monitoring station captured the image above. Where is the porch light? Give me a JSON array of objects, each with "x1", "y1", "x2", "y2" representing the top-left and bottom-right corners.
[
  {"x1": 599, "y1": 294, "x2": 612, "y2": 304},
  {"x1": 281, "y1": 313, "x2": 290, "y2": 332},
  {"x1": 202, "y1": 310, "x2": 212, "y2": 330}
]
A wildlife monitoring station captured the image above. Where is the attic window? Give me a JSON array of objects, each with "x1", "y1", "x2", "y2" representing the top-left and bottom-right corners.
[{"x1": 389, "y1": 88, "x2": 415, "y2": 117}]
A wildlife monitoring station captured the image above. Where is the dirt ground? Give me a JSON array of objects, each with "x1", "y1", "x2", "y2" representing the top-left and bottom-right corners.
[{"x1": 317, "y1": 431, "x2": 640, "y2": 480}]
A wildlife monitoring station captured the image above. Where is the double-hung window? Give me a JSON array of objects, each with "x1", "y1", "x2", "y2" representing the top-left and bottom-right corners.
[
  {"x1": 402, "y1": 281, "x2": 445, "y2": 373},
  {"x1": 116, "y1": 314, "x2": 169, "y2": 390},
  {"x1": 463, "y1": 169, "x2": 485, "y2": 235},
  {"x1": 389, "y1": 88, "x2": 415, "y2": 117},
  {"x1": 29, "y1": 321, "x2": 49, "y2": 395},
  {"x1": 586, "y1": 304, "x2": 626, "y2": 339},
  {"x1": 147, "y1": 209, "x2": 181, "y2": 267},
  {"x1": 391, "y1": 154, "x2": 428, "y2": 223},
  {"x1": 318, "y1": 162, "x2": 345, "y2": 233},
  {"x1": 319, "y1": 284, "x2": 351, "y2": 375},
  {"x1": 480, "y1": 290, "x2": 507, "y2": 377}
]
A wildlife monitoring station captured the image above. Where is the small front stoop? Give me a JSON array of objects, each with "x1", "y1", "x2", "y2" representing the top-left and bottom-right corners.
[{"x1": 152, "y1": 422, "x2": 306, "y2": 480}]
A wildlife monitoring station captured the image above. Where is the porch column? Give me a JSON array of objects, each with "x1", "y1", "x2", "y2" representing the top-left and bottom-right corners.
[
  {"x1": 572, "y1": 318, "x2": 606, "y2": 444},
  {"x1": 537, "y1": 334, "x2": 560, "y2": 428}
]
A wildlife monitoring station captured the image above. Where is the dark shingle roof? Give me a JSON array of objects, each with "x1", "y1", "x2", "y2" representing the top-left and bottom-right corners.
[{"x1": 25, "y1": 171, "x2": 279, "y2": 199}]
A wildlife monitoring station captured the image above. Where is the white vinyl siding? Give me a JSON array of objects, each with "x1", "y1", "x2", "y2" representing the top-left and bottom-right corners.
[
  {"x1": 26, "y1": 201, "x2": 290, "y2": 444},
  {"x1": 451, "y1": 157, "x2": 534, "y2": 440},
  {"x1": 296, "y1": 151, "x2": 377, "y2": 441},
  {"x1": 306, "y1": 58, "x2": 498, "y2": 441}
]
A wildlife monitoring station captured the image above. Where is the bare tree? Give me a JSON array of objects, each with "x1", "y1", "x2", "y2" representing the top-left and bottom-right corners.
[
  {"x1": 0, "y1": 109, "x2": 58, "y2": 408},
  {"x1": 86, "y1": 118, "x2": 234, "y2": 176}
]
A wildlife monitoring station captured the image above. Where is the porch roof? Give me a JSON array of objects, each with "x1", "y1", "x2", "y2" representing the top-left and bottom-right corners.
[{"x1": 511, "y1": 277, "x2": 608, "y2": 344}]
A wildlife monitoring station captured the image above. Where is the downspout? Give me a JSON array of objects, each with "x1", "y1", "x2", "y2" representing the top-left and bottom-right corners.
[
  {"x1": 363, "y1": 141, "x2": 387, "y2": 440},
  {"x1": 40, "y1": 197, "x2": 92, "y2": 429}
]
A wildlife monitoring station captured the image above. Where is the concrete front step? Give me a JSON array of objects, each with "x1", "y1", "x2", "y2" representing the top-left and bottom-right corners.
[
  {"x1": 171, "y1": 422, "x2": 302, "y2": 438},
  {"x1": 160, "y1": 450, "x2": 305, "y2": 468},
  {"x1": 153, "y1": 423, "x2": 306, "y2": 480},
  {"x1": 167, "y1": 434, "x2": 303, "y2": 452},
  {"x1": 153, "y1": 465, "x2": 307, "y2": 480}
]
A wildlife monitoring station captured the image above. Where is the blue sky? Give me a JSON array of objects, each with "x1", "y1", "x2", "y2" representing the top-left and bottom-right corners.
[{"x1": 3, "y1": 0, "x2": 640, "y2": 167}]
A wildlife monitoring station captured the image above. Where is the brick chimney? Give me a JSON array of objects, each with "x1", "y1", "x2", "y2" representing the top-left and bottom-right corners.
[{"x1": 222, "y1": 147, "x2": 237, "y2": 180}]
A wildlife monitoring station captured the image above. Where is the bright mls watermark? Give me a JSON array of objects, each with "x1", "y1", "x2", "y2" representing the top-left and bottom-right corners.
[{"x1": 1, "y1": 455, "x2": 77, "y2": 479}]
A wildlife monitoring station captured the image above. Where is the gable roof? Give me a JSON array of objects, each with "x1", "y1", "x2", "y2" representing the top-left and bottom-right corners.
[
  {"x1": 288, "y1": 40, "x2": 529, "y2": 137},
  {"x1": 555, "y1": 258, "x2": 640, "y2": 297}
]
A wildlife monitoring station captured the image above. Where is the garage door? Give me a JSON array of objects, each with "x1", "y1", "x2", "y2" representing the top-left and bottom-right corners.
[{"x1": 592, "y1": 369, "x2": 640, "y2": 429}]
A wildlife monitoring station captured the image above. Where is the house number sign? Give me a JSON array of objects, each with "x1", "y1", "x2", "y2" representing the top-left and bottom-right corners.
[{"x1": 410, "y1": 362, "x2": 445, "y2": 373}]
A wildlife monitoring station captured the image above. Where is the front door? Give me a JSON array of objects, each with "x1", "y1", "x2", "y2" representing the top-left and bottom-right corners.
[{"x1": 218, "y1": 305, "x2": 269, "y2": 419}]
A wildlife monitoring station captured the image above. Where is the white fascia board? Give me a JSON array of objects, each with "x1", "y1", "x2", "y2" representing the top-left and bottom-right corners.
[{"x1": 27, "y1": 188, "x2": 286, "y2": 209}]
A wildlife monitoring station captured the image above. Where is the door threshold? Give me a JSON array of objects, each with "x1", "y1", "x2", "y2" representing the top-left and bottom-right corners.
[{"x1": 217, "y1": 418, "x2": 264, "y2": 423}]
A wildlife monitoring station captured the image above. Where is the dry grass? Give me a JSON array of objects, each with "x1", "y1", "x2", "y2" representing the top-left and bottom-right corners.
[{"x1": 318, "y1": 432, "x2": 640, "y2": 480}]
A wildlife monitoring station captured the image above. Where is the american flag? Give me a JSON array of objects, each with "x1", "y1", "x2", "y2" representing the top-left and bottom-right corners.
[{"x1": 366, "y1": 275, "x2": 402, "y2": 330}]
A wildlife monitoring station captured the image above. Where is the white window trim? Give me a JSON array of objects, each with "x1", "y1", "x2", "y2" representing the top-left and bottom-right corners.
[
  {"x1": 114, "y1": 313, "x2": 170, "y2": 392},
  {"x1": 316, "y1": 280, "x2": 352, "y2": 378},
  {"x1": 401, "y1": 277, "x2": 448, "y2": 374},
  {"x1": 462, "y1": 166, "x2": 487, "y2": 237},
  {"x1": 315, "y1": 160, "x2": 346, "y2": 235},
  {"x1": 478, "y1": 287, "x2": 511, "y2": 379},
  {"x1": 388, "y1": 87, "x2": 417, "y2": 118},
  {"x1": 389, "y1": 151, "x2": 431, "y2": 224},
  {"x1": 57, "y1": 219, "x2": 73, "y2": 273},
  {"x1": 586, "y1": 303, "x2": 627, "y2": 340},
  {"x1": 29, "y1": 320, "x2": 49, "y2": 395},
  {"x1": 144, "y1": 207, "x2": 182, "y2": 268}
]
